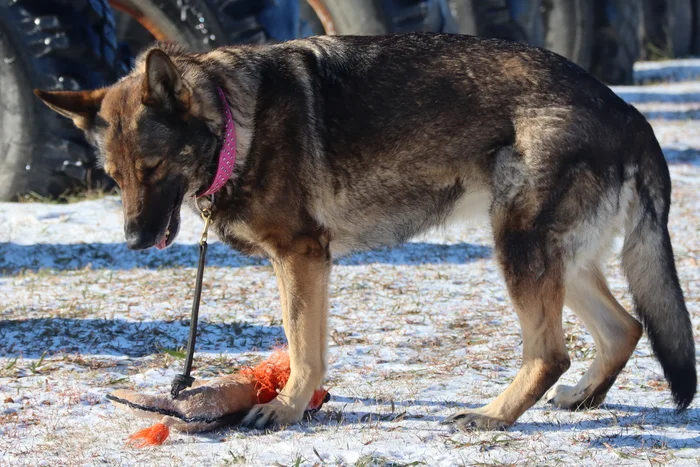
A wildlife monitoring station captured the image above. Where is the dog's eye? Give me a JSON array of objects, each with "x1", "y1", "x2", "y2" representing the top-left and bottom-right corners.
[{"x1": 143, "y1": 159, "x2": 165, "y2": 179}]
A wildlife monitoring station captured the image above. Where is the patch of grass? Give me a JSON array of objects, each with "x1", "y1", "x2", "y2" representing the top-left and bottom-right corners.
[
  {"x1": 29, "y1": 351, "x2": 47, "y2": 374},
  {"x1": 17, "y1": 187, "x2": 116, "y2": 204},
  {"x1": 5, "y1": 357, "x2": 18, "y2": 371},
  {"x1": 160, "y1": 347, "x2": 187, "y2": 359},
  {"x1": 355, "y1": 456, "x2": 425, "y2": 467},
  {"x1": 222, "y1": 450, "x2": 246, "y2": 465},
  {"x1": 106, "y1": 377, "x2": 129, "y2": 386},
  {"x1": 274, "y1": 455, "x2": 309, "y2": 467}
]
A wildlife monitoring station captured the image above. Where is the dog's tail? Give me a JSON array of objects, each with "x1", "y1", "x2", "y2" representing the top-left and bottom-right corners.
[{"x1": 622, "y1": 123, "x2": 696, "y2": 410}]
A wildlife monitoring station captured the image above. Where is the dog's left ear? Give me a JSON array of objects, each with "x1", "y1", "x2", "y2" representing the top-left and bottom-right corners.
[
  {"x1": 142, "y1": 49, "x2": 192, "y2": 113},
  {"x1": 33, "y1": 88, "x2": 107, "y2": 131}
]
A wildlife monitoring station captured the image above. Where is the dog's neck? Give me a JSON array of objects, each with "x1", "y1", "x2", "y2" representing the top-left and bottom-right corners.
[
  {"x1": 176, "y1": 49, "x2": 258, "y2": 197},
  {"x1": 197, "y1": 87, "x2": 237, "y2": 197},
  {"x1": 213, "y1": 78, "x2": 256, "y2": 180}
]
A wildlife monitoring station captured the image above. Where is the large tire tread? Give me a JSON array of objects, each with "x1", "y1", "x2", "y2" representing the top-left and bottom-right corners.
[
  {"x1": 0, "y1": 0, "x2": 125, "y2": 200},
  {"x1": 542, "y1": 0, "x2": 595, "y2": 70},
  {"x1": 591, "y1": 0, "x2": 641, "y2": 85}
]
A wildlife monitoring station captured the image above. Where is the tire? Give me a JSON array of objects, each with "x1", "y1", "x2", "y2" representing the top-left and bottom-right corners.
[
  {"x1": 112, "y1": 0, "x2": 388, "y2": 57},
  {"x1": 473, "y1": 0, "x2": 530, "y2": 43},
  {"x1": 303, "y1": 0, "x2": 386, "y2": 35},
  {"x1": 375, "y1": 0, "x2": 476, "y2": 35},
  {"x1": 0, "y1": 0, "x2": 126, "y2": 201},
  {"x1": 377, "y1": 0, "x2": 444, "y2": 33},
  {"x1": 672, "y1": 0, "x2": 694, "y2": 56},
  {"x1": 591, "y1": 1, "x2": 642, "y2": 85},
  {"x1": 111, "y1": 0, "x2": 247, "y2": 53},
  {"x1": 693, "y1": 0, "x2": 700, "y2": 54},
  {"x1": 641, "y1": 0, "x2": 693, "y2": 59},
  {"x1": 508, "y1": 0, "x2": 546, "y2": 46},
  {"x1": 441, "y1": 0, "x2": 478, "y2": 35},
  {"x1": 541, "y1": 0, "x2": 595, "y2": 70}
]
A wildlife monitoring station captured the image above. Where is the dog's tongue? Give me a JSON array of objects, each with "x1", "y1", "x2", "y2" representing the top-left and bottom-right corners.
[{"x1": 155, "y1": 235, "x2": 167, "y2": 250}]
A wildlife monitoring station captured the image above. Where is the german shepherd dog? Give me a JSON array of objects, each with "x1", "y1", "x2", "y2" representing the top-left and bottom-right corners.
[{"x1": 36, "y1": 33, "x2": 695, "y2": 430}]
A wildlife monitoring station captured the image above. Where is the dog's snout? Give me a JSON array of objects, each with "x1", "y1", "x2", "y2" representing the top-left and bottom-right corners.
[{"x1": 124, "y1": 220, "x2": 155, "y2": 250}]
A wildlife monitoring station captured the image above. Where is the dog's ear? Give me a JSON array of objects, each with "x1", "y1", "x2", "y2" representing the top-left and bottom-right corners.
[
  {"x1": 33, "y1": 89, "x2": 106, "y2": 131},
  {"x1": 142, "y1": 49, "x2": 191, "y2": 112}
]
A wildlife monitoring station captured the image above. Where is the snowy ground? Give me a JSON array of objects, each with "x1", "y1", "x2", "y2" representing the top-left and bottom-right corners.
[{"x1": 1, "y1": 60, "x2": 700, "y2": 466}]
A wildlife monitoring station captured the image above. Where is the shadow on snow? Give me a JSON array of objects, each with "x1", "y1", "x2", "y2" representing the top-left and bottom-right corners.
[
  {"x1": 0, "y1": 317, "x2": 284, "y2": 358},
  {"x1": 0, "y1": 241, "x2": 493, "y2": 274}
]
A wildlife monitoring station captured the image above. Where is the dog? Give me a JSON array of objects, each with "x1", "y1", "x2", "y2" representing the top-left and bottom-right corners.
[{"x1": 36, "y1": 33, "x2": 695, "y2": 430}]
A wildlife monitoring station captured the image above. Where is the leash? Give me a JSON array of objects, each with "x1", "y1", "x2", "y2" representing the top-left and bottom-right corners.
[
  {"x1": 171, "y1": 202, "x2": 213, "y2": 398},
  {"x1": 169, "y1": 87, "x2": 236, "y2": 399}
]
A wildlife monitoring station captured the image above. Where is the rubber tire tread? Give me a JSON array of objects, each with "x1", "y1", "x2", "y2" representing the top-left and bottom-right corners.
[
  {"x1": 591, "y1": 0, "x2": 642, "y2": 85},
  {"x1": 474, "y1": 0, "x2": 529, "y2": 43},
  {"x1": 542, "y1": 0, "x2": 595, "y2": 70},
  {"x1": 0, "y1": 0, "x2": 125, "y2": 200},
  {"x1": 641, "y1": 0, "x2": 693, "y2": 59}
]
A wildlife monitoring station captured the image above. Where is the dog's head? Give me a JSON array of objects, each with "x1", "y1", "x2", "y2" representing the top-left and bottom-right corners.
[{"x1": 35, "y1": 47, "x2": 223, "y2": 250}]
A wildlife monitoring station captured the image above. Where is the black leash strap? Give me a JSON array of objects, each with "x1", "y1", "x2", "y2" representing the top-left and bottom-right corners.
[{"x1": 171, "y1": 206, "x2": 212, "y2": 398}]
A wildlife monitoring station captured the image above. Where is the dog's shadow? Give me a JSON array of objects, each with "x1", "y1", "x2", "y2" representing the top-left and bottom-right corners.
[
  {"x1": 218, "y1": 397, "x2": 700, "y2": 450},
  {"x1": 0, "y1": 317, "x2": 285, "y2": 358},
  {"x1": 191, "y1": 397, "x2": 700, "y2": 450}
]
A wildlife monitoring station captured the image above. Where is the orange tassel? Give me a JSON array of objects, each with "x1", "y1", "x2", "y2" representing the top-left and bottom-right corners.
[
  {"x1": 241, "y1": 350, "x2": 292, "y2": 404},
  {"x1": 309, "y1": 389, "x2": 329, "y2": 410},
  {"x1": 240, "y1": 350, "x2": 329, "y2": 411},
  {"x1": 127, "y1": 422, "x2": 170, "y2": 448}
]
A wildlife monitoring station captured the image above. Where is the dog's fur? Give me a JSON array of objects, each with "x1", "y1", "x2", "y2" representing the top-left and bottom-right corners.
[{"x1": 36, "y1": 33, "x2": 695, "y2": 430}]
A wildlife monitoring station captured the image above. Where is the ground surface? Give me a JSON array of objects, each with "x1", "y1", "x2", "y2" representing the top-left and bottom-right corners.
[{"x1": 1, "y1": 60, "x2": 699, "y2": 466}]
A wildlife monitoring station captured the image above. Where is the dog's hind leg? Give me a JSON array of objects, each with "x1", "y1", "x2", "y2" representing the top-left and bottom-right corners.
[
  {"x1": 444, "y1": 221, "x2": 571, "y2": 430},
  {"x1": 546, "y1": 265, "x2": 642, "y2": 409},
  {"x1": 444, "y1": 153, "x2": 572, "y2": 430}
]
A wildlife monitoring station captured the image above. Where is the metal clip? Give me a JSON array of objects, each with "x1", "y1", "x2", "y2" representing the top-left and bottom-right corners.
[
  {"x1": 199, "y1": 208, "x2": 212, "y2": 245},
  {"x1": 195, "y1": 194, "x2": 214, "y2": 245}
]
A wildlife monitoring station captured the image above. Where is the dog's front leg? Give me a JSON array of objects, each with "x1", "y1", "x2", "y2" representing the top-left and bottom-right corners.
[{"x1": 242, "y1": 237, "x2": 330, "y2": 429}]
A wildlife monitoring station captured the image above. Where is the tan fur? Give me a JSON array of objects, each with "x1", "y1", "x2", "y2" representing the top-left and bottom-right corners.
[
  {"x1": 242, "y1": 235, "x2": 331, "y2": 426},
  {"x1": 547, "y1": 265, "x2": 643, "y2": 409}
]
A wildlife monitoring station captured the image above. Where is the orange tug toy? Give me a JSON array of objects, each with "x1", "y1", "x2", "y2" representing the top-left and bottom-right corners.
[{"x1": 106, "y1": 350, "x2": 330, "y2": 447}]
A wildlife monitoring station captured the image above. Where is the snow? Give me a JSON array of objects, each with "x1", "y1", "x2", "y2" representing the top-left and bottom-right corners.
[{"x1": 1, "y1": 61, "x2": 700, "y2": 466}]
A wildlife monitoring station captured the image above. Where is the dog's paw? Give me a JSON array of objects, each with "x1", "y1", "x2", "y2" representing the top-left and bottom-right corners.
[
  {"x1": 241, "y1": 398, "x2": 305, "y2": 430},
  {"x1": 441, "y1": 410, "x2": 511, "y2": 431},
  {"x1": 546, "y1": 384, "x2": 603, "y2": 410}
]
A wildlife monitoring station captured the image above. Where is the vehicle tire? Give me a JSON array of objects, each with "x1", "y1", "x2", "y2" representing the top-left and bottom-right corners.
[
  {"x1": 308, "y1": 0, "x2": 386, "y2": 35},
  {"x1": 441, "y1": 0, "x2": 478, "y2": 35},
  {"x1": 473, "y1": 0, "x2": 530, "y2": 43},
  {"x1": 672, "y1": 0, "x2": 693, "y2": 56},
  {"x1": 591, "y1": 1, "x2": 642, "y2": 85},
  {"x1": 375, "y1": 0, "x2": 476, "y2": 35},
  {"x1": 110, "y1": 0, "x2": 243, "y2": 53},
  {"x1": 111, "y1": 0, "x2": 388, "y2": 57},
  {"x1": 641, "y1": 0, "x2": 693, "y2": 59},
  {"x1": 693, "y1": 0, "x2": 700, "y2": 54},
  {"x1": 508, "y1": 0, "x2": 546, "y2": 46},
  {"x1": 541, "y1": 0, "x2": 595, "y2": 70},
  {"x1": 0, "y1": 0, "x2": 126, "y2": 201}
]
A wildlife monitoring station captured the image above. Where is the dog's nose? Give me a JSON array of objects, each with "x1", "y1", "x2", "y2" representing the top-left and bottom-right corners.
[{"x1": 125, "y1": 220, "x2": 156, "y2": 250}]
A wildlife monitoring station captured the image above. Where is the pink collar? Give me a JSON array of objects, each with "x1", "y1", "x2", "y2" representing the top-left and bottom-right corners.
[{"x1": 197, "y1": 88, "x2": 236, "y2": 198}]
